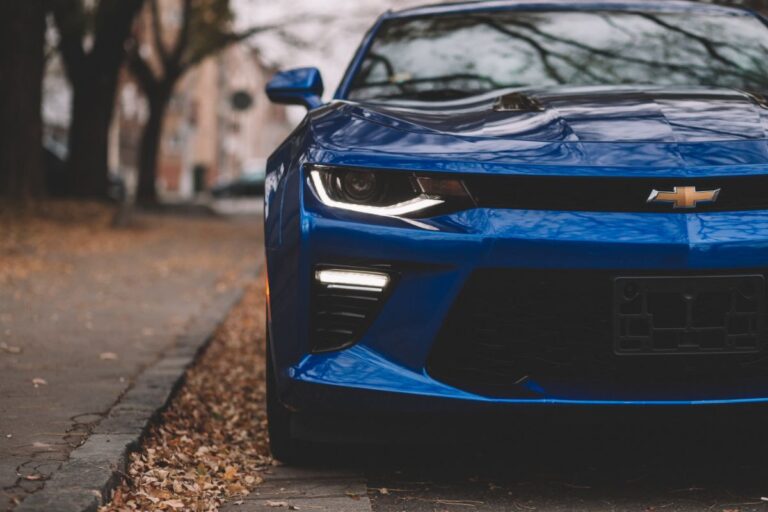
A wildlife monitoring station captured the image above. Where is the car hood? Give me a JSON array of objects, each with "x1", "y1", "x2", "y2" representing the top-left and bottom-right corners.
[{"x1": 311, "y1": 86, "x2": 768, "y2": 171}]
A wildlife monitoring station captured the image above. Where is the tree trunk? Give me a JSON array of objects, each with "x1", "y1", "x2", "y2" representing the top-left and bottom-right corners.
[
  {"x1": 0, "y1": 0, "x2": 46, "y2": 201},
  {"x1": 65, "y1": 71, "x2": 118, "y2": 199},
  {"x1": 136, "y1": 88, "x2": 172, "y2": 206}
]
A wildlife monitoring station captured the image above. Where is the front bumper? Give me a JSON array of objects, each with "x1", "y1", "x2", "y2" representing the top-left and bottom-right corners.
[{"x1": 269, "y1": 189, "x2": 768, "y2": 409}]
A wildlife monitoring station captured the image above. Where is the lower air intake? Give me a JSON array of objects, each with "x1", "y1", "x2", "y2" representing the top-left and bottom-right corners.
[
  {"x1": 311, "y1": 268, "x2": 390, "y2": 352},
  {"x1": 428, "y1": 269, "x2": 768, "y2": 399}
]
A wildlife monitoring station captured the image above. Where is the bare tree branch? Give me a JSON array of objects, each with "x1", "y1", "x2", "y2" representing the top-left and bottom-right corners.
[
  {"x1": 169, "y1": 0, "x2": 193, "y2": 69},
  {"x1": 126, "y1": 37, "x2": 160, "y2": 96},
  {"x1": 636, "y1": 13, "x2": 729, "y2": 62},
  {"x1": 91, "y1": 0, "x2": 146, "y2": 64},
  {"x1": 179, "y1": 24, "x2": 276, "y2": 72},
  {"x1": 50, "y1": 0, "x2": 88, "y2": 83},
  {"x1": 149, "y1": 0, "x2": 170, "y2": 64}
]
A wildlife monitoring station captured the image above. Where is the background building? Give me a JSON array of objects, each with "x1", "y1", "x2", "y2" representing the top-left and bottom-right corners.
[
  {"x1": 149, "y1": 44, "x2": 292, "y2": 201},
  {"x1": 44, "y1": 5, "x2": 292, "y2": 203}
]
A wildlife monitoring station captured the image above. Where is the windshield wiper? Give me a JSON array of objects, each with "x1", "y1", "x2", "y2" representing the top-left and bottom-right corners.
[
  {"x1": 378, "y1": 88, "x2": 495, "y2": 101},
  {"x1": 355, "y1": 74, "x2": 529, "y2": 102}
]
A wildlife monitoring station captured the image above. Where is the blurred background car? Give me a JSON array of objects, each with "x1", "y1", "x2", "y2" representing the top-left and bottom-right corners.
[{"x1": 211, "y1": 159, "x2": 267, "y2": 198}]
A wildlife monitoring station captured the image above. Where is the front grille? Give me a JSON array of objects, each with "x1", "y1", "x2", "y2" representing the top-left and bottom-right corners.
[
  {"x1": 427, "y1": 269, "x2": 768, "y2": 398},
  {"x1": 460, "y1": 174, "x2": 768, "y2": 213}
]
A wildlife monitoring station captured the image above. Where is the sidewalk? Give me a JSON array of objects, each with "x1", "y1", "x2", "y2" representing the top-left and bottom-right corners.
[{"x1": 0, "y1": 204, "x2": 262, "y2": 510}]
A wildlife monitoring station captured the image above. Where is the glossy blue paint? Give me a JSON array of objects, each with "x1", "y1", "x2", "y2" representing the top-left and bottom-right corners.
[
  {"x1": 265, "y1": 0, "x2": 768, "y2": 414},
  {"x1": 286, "y1": 346, "x2": 768, "y2": 410},
  {"x1": 309, "y1": 93, "x2": 768, "y2": 171},
  {"x1": 266, "y1": 67, "x2": 324, "y2": 110}
]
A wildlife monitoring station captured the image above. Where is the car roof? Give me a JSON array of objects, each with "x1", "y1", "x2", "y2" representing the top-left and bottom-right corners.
[{"x1": 386, "y1": 0, "x2": 755, "y2": 20}]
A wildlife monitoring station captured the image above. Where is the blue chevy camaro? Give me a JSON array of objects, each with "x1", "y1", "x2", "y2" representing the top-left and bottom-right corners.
[{"x1": 264, "y1": 0, "x2": 768, "y2": 461}]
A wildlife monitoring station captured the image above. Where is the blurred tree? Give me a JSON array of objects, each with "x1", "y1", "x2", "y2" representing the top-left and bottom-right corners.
[
  {"x1": 0, "y1": 1, "x2": 47, "y2": 201},
  {"x1": 128, "y1": 0, "x2": 266, "y2": 205},
  {"x1": 51, "y1": 0, "x2": 145, "y2": 199}
]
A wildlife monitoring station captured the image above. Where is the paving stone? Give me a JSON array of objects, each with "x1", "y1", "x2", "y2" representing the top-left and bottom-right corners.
[
  {"x1": 251, "y1": 477, "x2": 367, "y2": 499},
  {"x1": 225, "y1": 496, "x2": 371, "y2": 512},
  {"x1": 221, "y1": 465, "x2": 372, "y2": 512},
  {"x1": 2, "y1": 214, "x2": 263, "y2": 511}
]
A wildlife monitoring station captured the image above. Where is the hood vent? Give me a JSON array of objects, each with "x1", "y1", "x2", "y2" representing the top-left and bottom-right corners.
[
  {"x1": 493, "y1": 92, "x2": 544, "y2": 112},
  {"x1": 742, "y1": 90, "x2": 768, "y2": 110}
]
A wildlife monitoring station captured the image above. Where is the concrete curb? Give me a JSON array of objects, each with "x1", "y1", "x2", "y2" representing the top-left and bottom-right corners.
[{"x1": 15, "y1": 278, "x2": 253, "y2": 512}]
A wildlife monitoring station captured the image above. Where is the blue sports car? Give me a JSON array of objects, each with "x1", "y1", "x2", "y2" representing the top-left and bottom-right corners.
[{"x1": 264, "y1": 0, "x2": 768, "y2": 460}]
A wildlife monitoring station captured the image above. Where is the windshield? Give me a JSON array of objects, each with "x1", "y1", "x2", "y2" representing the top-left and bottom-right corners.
[{"x1": 347, "y1": 10, "x2": 768, "y2": 102}]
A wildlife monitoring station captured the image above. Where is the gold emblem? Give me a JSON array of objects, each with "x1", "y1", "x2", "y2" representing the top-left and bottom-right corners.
[{"x1": 647, "y1": 186, "x2": 720, "y2": 209}]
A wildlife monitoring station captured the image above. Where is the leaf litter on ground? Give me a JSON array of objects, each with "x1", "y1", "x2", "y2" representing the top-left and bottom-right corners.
[{"x1": 100, "y1": 276, "x2": 272, "y2": 512}]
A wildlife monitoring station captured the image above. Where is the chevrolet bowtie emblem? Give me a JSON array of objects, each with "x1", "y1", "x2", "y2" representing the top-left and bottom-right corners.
[{"x1": 647, "y1": 186, "x2": 721, "y2": 209}]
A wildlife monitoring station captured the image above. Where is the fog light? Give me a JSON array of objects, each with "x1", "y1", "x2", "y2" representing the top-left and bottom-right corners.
[{"x1": 315, "y1": 269, "x2": 390, "y2": 291}]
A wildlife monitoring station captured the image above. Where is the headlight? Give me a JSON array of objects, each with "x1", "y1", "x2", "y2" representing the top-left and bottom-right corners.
[
  {"x1": 308, "y1": 164, "x2": 472, "y2": 217},
  {"x1": 337, "y1": 170, "x2": 384, "y2": 204}
]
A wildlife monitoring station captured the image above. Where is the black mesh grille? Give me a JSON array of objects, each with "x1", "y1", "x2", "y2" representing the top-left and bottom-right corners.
[{"x1": 427, "y1": 269, "x2": 768, "y2": 398}]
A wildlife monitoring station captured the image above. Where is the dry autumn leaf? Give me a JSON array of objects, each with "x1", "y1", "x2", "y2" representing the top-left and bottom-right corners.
[
  {"x1": 161, "y1": 498, "x2": 184, "y2": 509},
  {"x1": 0, "y1": 342, "x2": 21, "y2": 354},
  {"x1": 99, "y1": 279, "x2": 270, "y2": 512}
]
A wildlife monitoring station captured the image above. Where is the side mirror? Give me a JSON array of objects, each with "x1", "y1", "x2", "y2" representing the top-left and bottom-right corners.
[{"x1": 266, "y1": 67, "x2": 324, "y2": 110}]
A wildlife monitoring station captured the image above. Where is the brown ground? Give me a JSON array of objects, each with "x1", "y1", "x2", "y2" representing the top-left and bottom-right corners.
[
  {"x1": 0, "y1": 202, "x2": 157, "y2": 284},
  {"x1": 0, "y1": 201, "x2": 263, "y2": 510},
  {"x1": 101, "y1": 276, "x2": 271, "y2": 512}
]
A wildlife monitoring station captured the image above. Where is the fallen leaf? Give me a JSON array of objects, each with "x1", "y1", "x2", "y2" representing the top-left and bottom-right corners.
[
  {"x1": 0, "y1": 342, "x2": 21, "y2": 354},
  {"x1": 244, "y1": 474, "x2": 261, "y2": 486},
  {"x1": 161, "y1": 499, "x2": 184, "y2": 509},
  {"x1": 96, "y1": 277, "x2": 272, "y2": 512}
]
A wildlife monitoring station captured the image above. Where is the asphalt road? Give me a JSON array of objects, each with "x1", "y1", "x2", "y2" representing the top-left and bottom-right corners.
[
  {"x1": 360, "y1": 409, "x2": 768, "y2": 512},
  {"x1": 225, "y1": 408, "x2": 768, "y2": 512},
  {"x1": 0, "y1": 211, "x2": 262, "y2": 510}
]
